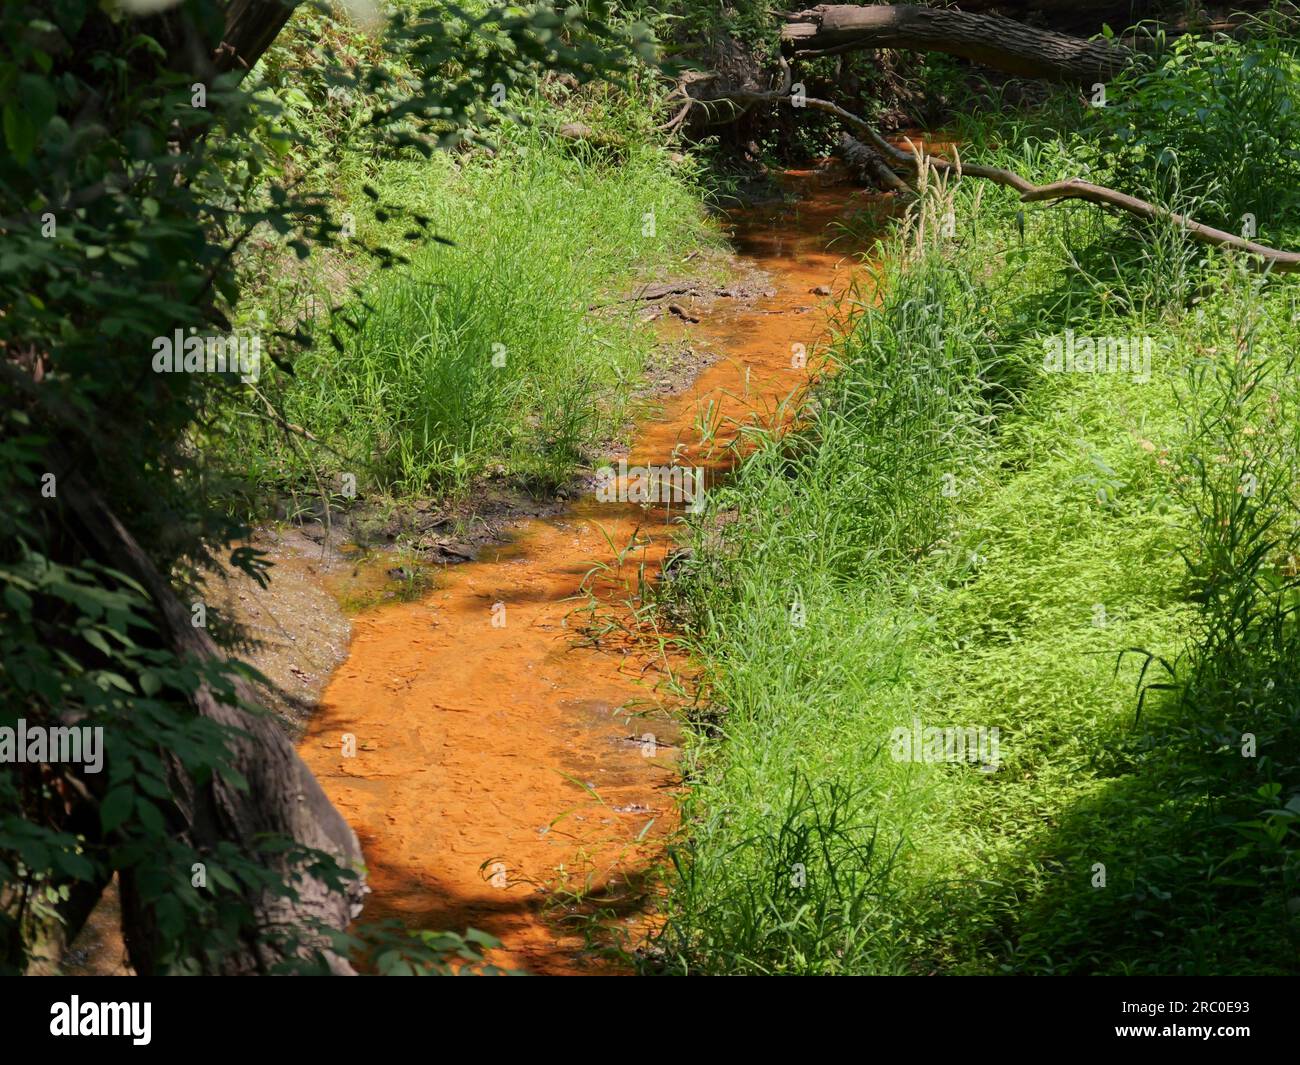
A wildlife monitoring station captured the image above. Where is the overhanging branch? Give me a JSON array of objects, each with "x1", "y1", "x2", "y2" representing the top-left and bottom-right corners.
[{"x1": 697, "y1": 56, "x2": 1300, "y2": 273}]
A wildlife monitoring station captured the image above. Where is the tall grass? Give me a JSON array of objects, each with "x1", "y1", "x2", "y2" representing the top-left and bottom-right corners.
[
  {"x1": 220, "y1": 125, "x2": 715, "y2": 506},
  {"x1": 654, "y1": 54, "x2": 1300, "y2": 973},
  {"x1": 214, "y1": 0, "x2": 720, "y2": 511}
]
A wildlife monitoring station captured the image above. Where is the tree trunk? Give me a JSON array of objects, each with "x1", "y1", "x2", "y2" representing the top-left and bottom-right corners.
[
  {"x1": 10, "y1": 0, "x2": 365, "y2": 977},
  {"x1": 781, "y1": 4, "x2": 1133, "y2": 85},
  {"x1": 56, "y1": 466, "x2": 367, "y2": 975},
  {"x1": 215, "y1": 0, "x2": 301, "y2": 74},
  {"x1": 130, "y1": 0, "x2": 364, "y2": 974},
  {"x1": 142, "y1": 1, "x2": 300, "y2": 81}
]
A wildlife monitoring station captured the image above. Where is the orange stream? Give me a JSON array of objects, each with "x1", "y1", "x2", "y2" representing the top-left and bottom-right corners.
[{"x1": 299, "y1": 171, "x2": 880, "y2": 974}]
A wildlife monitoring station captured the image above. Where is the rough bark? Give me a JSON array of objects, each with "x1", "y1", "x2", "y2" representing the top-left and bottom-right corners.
[
  {"x1": 8, "y1": 0, "x2": 363, "y2": 975},
  {"x1": 839, "y1": 132, "x2": 912, "y2": 192},
  {"x1": 12, "y1": 795, "x2": 114, "y2": 975},
  {"x1": 143, "y1": 1, "x2": 299, "y2": 80},
  {"x1": 782, "y1": 5, "x2": 1133, "y2": 85},
  {"x1": 54, "y1": 465, "x2": 366, "y2": 975},
  {"x1": 135, "y1": 0, "x2": 367, "y2": 975},
  {"x1": 215, "y1": 0, "x2": 300, "y2": 74}
]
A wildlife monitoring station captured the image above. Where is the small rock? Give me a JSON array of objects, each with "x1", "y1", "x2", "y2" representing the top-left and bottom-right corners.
[
  {"x1": 557, "y1": 120, "x2": 594, "y2": 141},
  {"x1": 662, "y1": 547, "x2": 694, "y2": 580},
  {"x1": 435, "y1": 541, "x2": 478, "y2": 563},
  {"x1": 811, "y1": 284, "x2": 832, "y2": 296},
  {"x1": 667, "y1": 303, "x2": 701, "y2": 323}
]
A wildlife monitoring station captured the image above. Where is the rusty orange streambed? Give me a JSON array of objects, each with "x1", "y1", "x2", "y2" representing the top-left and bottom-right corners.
[{"x1": 298, "y1": 170, "x2": 882, "y2": 974}]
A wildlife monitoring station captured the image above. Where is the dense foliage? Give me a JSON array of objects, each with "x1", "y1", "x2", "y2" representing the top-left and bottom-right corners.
[
  {"x1": 0, "y1": 0, "x2": 653, "y2": 973},
  {"x1": 1088, "y1": 16, "x2": 1300, "y2": 236}
]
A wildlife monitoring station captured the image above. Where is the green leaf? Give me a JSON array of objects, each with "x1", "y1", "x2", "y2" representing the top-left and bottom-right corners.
[
  {"x1": 134, "y1": 797, "x2": 165, "y2": 835},
  {"x1": 18, "y1": 73, "x2": 55, "y2": 132},
  {"x1": 3, "y1": 584, "x2": 33, "y2": 614},
  {"x1": 101, "y1": 786, "x2": 134, "y2": 832},
  {"x1": 82, "y1": 626, "x2": 112, "y2": 657},
  {"x1": 3, "y1": 103, "x2": 35, "y2": 163}
]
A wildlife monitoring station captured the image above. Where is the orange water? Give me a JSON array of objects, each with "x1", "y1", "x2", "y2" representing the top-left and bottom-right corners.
[{"x1": 299, "y1": 171, "x2": 881, "y2": 973}]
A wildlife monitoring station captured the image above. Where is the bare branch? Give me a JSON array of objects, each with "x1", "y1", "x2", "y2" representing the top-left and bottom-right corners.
[{"x1": 691, "y1": 75, "x2": 1300, "y2": 272}]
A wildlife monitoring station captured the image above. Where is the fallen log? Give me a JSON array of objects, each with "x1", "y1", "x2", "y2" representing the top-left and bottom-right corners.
[
  {"x1": 781, "y1": 5, "x2": 1133, "y2": 85},
  {"x1": 846, "y1": 114, "x2": 1300, "y2": 272}
]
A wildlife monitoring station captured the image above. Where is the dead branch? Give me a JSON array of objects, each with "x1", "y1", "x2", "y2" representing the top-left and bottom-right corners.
[{"x1": 701, "y1": 56, "x2": 1300, "y2": 272}]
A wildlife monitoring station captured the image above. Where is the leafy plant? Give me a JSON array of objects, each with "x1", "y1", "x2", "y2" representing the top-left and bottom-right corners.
[
  {"x1": 0, "y1": 0, "x2": 657, "y2": 973},
  {"x1": 1088, "y1": 17, "x2": 1300, "y2": 235}
]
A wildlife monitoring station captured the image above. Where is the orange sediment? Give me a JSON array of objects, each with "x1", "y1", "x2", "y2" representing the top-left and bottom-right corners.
[{"x1": 298, "y1": 171, "x2": 880, "y2": 974}]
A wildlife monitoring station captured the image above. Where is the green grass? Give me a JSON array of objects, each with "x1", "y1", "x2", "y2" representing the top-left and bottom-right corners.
[
  {"x1": 218, "y1": 6, "x2": 1300, "y2": 974},
  {"x1": 286, "y1": 131, "x2": 711, "y2": 497},
  {"x1": 654, "y1": 62, "x2": 1300, "y2": 974},
  {"x1": 225, "y1": 131, "x2": 714, "y2": 505},
  {"x1": 213, "y1": 6, "x2": 720, "y2": 513}
]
